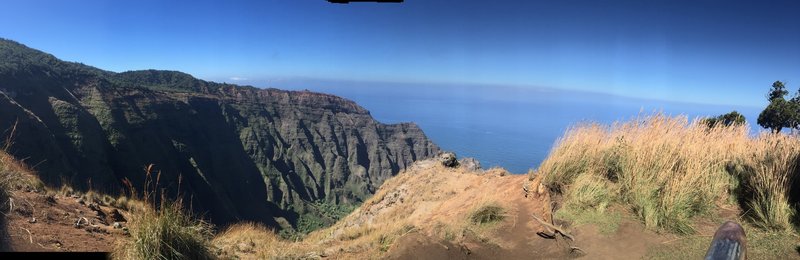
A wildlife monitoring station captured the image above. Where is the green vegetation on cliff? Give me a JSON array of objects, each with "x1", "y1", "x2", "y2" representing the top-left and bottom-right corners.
[{"x1": 0, "y1": 38, "x2": 440, "y2": 231}]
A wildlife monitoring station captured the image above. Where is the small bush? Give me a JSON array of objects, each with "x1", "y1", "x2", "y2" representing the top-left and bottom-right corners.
[{"x1": 470, "y1": 205, "x2": 505, "y2": 225}]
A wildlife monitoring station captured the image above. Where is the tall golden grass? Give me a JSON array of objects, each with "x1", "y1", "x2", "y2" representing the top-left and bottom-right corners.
[
  {"x1": 114, "y1": 165, "x2": 215, "y2": 260},
  {"x1": 535, "y1": 113, "x2": 800, "y2": 233}
]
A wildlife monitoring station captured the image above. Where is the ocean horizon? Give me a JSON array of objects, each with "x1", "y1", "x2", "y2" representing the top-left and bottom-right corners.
[{"x1": 269, "y1": 79, "x2": 764, "y2": 174}]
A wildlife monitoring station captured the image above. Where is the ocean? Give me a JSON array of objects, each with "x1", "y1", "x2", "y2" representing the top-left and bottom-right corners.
[{"x1": 277, "y1": 79, "x2": 763, "y2": 174}]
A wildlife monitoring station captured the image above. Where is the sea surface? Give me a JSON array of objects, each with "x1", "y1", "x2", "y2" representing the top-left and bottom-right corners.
[{"x1": 276, "y1": 79, "x2": 762, "y2": 174}]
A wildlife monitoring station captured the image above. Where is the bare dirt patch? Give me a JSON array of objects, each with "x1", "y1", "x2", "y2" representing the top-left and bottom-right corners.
[{"x1": 0, "y1": 190, "x2": 126, "y2": 252}]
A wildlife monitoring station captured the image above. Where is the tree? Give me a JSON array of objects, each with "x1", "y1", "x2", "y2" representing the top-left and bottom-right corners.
[
  {"x1": 703, "y1": 111, "x2": 746, "y2": 128},
  {"x1": 768, "y1": 81, "x2": 788, "y2": 101},
  {"x1": 758, "y1": 98, "x2": 798, "y2": 133},
  {"x1": 758, "y1": 81, "x2": 800, "y2": 133}
]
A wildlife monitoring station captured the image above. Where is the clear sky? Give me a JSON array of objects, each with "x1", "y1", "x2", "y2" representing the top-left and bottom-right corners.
[{"x1": 1, "y1": 0, "x2": 799, "y2": 107}]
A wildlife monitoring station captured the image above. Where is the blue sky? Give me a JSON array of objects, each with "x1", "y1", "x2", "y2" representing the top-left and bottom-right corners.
[{"x1": 1, "y1": 0, "x2": 799, "y2": 107}]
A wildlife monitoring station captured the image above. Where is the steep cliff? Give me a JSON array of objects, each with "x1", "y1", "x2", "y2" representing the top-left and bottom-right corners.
[{"x1": 0, "y1": 39, "x2": 440, "y2": 228}]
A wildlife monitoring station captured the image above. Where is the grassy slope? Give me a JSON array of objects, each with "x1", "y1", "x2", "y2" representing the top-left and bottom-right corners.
[
  {"x1": 532, "y1": 113, "x2": 800, "y2": 257},
  {"x1": 211, "y1": 163, "x2": 532, "y2": 259}
]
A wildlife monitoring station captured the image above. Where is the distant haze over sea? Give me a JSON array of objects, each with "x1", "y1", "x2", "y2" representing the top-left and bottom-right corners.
[{"x1": 266, "y1": 79, "x2": 762, "y2": 174}]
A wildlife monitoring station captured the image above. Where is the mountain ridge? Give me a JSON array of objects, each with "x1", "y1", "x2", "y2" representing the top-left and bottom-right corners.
[{"x1": 0, "y1": 38, "x2": 440, "y2": 229}]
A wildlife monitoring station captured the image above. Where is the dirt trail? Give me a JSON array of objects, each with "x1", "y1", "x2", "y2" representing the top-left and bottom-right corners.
[
  {"x1": 386, "y1": 174, "x2": 573, "y2": 259},
  {"x1": 385, "y1": 172, "x2": 671, "y2": 260},
  {"x1": 0, "y1": 189, "x2": 126, "y2": 252}
]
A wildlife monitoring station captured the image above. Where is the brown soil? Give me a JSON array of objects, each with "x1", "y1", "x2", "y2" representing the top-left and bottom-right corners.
[
  {"x1": 0, "y1": 189, "x2": 127, "y2": 252},
  {"x1": 383, "y1": 171, "x2": 577, "y2": 259},
  {"x1": 379, "y1": 167, "x2": 674, "y2": 260}
]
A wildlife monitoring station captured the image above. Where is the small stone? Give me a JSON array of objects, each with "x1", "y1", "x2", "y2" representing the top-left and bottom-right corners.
[
  {"x1": 113, "y1": 222, "x2": 123, "y2": 229},
  {"x1": 28, "y1": 217, "x2": 36, "y2": 223}
]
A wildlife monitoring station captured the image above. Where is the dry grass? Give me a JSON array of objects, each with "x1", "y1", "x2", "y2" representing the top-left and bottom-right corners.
[
  {"x1": 735, "y1": 135, "x2": 800, "y2": 231},
  {"x1": 113, "y1": 165, "x2": 215, "y2": 260},
  {"x1": 212, "y1": 222, "x2": 287, "y2": 259},
  {"x1": 470, "y1": 204, "x2": 505, "y2": 225},
  {"x1": 535, "y1": 113, "x2": 800, "y2": 233},
  {"x1": 211, "y1": 163, "x2": 521, "y2": 259},
  {"x1": 0, "y1": 150, "x2": 42, "y2": 212}
]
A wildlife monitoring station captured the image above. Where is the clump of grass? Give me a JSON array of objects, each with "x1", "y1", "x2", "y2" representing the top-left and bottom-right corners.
[
  {"x1": 563, "y1": 172, "x2": 617, "y2": 212},
  {"x1": 212, "y1": 222, "x2": 280, "y2": 257},
  {"x1": 81, "y1": 190, "x2": 100, "y2": 204},
  {"x1": 470, "y1": 205, "x2": 505, "y2": 225},
  {"x1": 734, "y1": 135, "x2": 800, "y2": 231},
  {"x1": 536, "y1": 113, "x2": 800, "y2": 234},
  {"x1": 0, "y1": 151, "x2": 39, "y2": 211},
  {"x1": 114, "y1": 165, "x2": 214, "y2": 260}
]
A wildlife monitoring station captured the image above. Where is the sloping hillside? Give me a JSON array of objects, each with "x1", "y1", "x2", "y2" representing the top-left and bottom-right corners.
[
  {"x1": 214, "y1": 149, "x2": 800, "y2": 259},
  {"x1": 214, "y1": 158, "x2": 582, "y2": 259}
]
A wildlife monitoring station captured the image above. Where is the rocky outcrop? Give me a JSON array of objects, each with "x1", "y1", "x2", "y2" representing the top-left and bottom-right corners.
[
  {"x1": 438, "y1": 152, "x2": 459, "y2": 168},
  {"x1": 0, "y1": 39, "x2": 440, "y2": 228},
  {"x1": 458, "y1": 157, "x2": 482, "y2": 172}
]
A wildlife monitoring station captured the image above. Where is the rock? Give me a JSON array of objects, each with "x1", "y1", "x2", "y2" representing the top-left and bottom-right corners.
[
  {"x1": 113, "y1": 222, "x2": 123, "y2": 229},
  {"x1": 88, "y1": 203, "x2": 101, "y2": 212},
  {"x1": 458, "y1": 157, "x2": 482, "y2": 172},
  {"x1": 28, "y1": 217, "x2": 36, "y2": 223},
  {"x1": 439, "y1": 152, "x2": 459, "y2": 168},
  {"x1": 109, "y1": 209, "x2": 126, "y2": 222},
  {"x1": 47, "y1": 197, "x2": 56, "y2": 204},
  {"x1": 85, "y1": 225, "x2": 102, "y2": 233}
]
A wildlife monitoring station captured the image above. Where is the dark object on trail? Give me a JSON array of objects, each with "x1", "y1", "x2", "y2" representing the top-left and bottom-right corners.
[{"x1": 705, "y1": 221, "x2": 747, "y2": 260}]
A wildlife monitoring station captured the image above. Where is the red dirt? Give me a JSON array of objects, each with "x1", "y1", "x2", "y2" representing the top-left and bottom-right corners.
[{"x1": 0, "y1": 189, "x2": 126, "y2": 252}]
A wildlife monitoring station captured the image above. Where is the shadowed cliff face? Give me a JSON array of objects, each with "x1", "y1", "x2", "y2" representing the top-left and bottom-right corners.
[{"x1": 0, "y1": 39, "x2": 440, "y2": 228}]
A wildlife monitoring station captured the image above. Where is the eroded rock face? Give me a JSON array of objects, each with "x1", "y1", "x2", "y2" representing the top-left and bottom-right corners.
[{"x1": 0, "y1": 39, "x2": 440, "y2": 228}]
